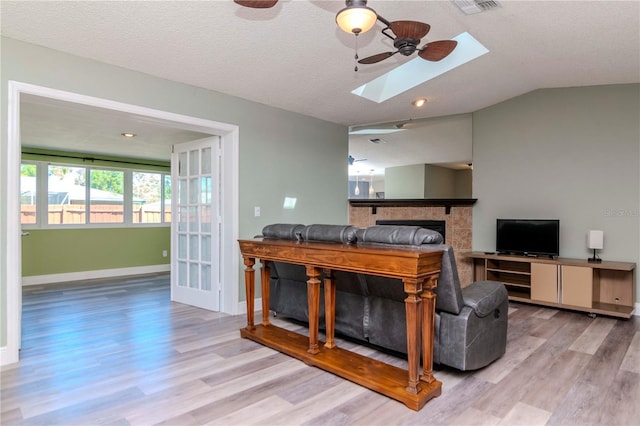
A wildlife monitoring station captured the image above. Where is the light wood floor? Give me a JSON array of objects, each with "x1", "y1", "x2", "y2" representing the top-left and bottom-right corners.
[{"x1": 2, "y1": 274, "x2": 638, "y2": 425}]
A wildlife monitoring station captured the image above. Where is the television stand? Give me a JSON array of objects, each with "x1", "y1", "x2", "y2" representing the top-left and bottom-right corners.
[{"x1": 467, "y1": 252, "x2": 636, "y2": 318}]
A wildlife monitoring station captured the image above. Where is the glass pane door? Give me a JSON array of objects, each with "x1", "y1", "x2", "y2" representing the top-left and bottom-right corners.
[{"x1": 171, "y1": 137, "x2": 220, "y2": 311}]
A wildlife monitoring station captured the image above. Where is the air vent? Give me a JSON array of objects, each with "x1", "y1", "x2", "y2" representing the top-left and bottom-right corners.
[{"x1": 453, "y1": 0, "x2": 501, "y2": 15}]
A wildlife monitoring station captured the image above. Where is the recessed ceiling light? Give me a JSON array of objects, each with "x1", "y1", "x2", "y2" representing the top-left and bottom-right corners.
[
  {"x1": 121, "y1": 132, "x2": 136, "y2": 138},
  {"x1": 413, "y1": 98, "x2": 427, "y2": 107}
]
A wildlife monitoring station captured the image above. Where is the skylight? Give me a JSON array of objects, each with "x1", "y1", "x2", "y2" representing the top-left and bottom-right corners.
[{"x1": 351, "y1": 32, "x2": 489, "y2": 103}]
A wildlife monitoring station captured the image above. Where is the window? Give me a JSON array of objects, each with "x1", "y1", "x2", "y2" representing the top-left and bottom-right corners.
[
  {"x1": 20, "y1": 163, "x2": 37, "y2": 224},
  {"x1": 48, "y1": 165, "x2": 86, "y2": 225},
  {"x1": 132, "y1": 171, "x2": 161, "y2": 224},
  {"x1": 21, "y1": 160, "x2": 170, "y2": 227},
  {"x1": 89, "y1": 169, "x2": 124, "y2": 224},
  {"x1": 164, "y1": 174, "x2": 172, "y2": 223}
]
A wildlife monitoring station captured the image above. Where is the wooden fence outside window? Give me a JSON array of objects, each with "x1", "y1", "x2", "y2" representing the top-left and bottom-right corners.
[{"x1": 20, "y1": 205, "x2": 171, "y2": 225}]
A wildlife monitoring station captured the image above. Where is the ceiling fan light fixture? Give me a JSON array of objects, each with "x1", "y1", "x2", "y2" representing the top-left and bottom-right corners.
[
  {"x1": 412, "y1": 98, "x2": 427, "y2": 107},
  {"x1": 336, "y1": 1, "x2": 377, "y2": 34}
]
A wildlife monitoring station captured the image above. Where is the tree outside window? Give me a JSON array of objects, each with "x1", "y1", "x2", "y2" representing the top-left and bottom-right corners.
[
  {"x1": 133, "y1": 172, "x2": 162, "y2": 223},
  {"x1": 89, "y1": 169, "x2": 124, "y2": 224}
]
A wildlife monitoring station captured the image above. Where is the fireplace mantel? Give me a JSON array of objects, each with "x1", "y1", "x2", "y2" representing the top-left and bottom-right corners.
[
  {"x1": 349, "y1": 199, "x2": 474, "y2": 285},
  {"x1": 349, "y1": 198, "x2": 477, "y2": 215}
]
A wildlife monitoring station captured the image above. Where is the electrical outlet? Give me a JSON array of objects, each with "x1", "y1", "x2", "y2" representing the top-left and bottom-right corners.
[
  {"x1": 162, "y1": 250, "x2": 168, "y2": 257},
  {"x1": 254, "y1": 206, "x2": 261, "y2": 217}
]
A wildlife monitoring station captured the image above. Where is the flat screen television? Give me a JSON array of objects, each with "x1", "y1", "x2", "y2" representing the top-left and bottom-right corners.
[{"x1": 496, "y1": 219, "x2": 560, "y2": 258}]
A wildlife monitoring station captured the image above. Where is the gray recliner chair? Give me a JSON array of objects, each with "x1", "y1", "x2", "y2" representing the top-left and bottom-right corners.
[
  {"x1": 430, "y1": 245, "x2": 508, "y2": 370},
  {"x1": 355, "y1": 226, "x2": 509, "y2": 371}
]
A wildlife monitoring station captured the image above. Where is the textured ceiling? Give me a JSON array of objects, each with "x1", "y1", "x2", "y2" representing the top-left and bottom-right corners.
[
  {"x1": 2, "y1": 0, "x2": 639, "y2": 173},
  {"x1": 20, "y1": 94, "x2": 212, "y2": 161}
]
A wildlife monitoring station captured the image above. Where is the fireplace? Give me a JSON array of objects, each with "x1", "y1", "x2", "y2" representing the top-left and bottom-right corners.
[
  {"x1": 375, "y1": 219, "x2": 446, "y2": 242},
  {"x1": 350, "y1": 203, "x2": 473, "y2": 285}
]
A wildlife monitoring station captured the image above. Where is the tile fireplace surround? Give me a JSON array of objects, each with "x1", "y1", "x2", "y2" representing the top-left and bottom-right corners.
[{"x1": 349, "y1": 202, "x2": 474, "y2": 286}]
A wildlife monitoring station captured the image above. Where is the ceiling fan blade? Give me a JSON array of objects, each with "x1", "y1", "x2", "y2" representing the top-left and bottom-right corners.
[
  {"x1": 389, "y1": 21, "x2": 431, "y2": 40},
  {"x1": 358, "y1": 51, "x2": 396, "y2": 64},
  {"x1": 419, "y1": 40, "x2": 458, "y2": 61},
  {"x1": 234, "y1": 0, "x2": 278, "y2": 8}
]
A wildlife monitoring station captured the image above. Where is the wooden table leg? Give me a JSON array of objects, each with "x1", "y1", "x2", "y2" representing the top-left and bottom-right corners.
[
  {"x1": 306, "y1": 265, "x2": 321, "y2": 355},
  {"x1": 323, "y1": 269, "x2": 336, "y2": 349},
  {"x1": 420, "y1": 275, "x2": 438, "y2": 384},
  {"x1": 261, "y1": 260, "x2": 271, "y2": 326},
  {"x1": 243, "y1": 257, "x2": 256, "y2": 331},
  {"x1": 403, "y1": 278, "x2": 423, "y2": 395}
]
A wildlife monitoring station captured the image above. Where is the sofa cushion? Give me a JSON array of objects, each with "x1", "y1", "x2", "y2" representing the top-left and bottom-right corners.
[
  {"x1": 261, "y1": 223, "x2": 305, "y2": 240},
  {"x1": 355, "y1": 225, "x2": 443, "y2": 245},
  {"x1": 461, "y1": 280, "x2": 509, "y2": 318},
  {"x1": 299, "y1": 224, "x2": 358, "y2": 244}
]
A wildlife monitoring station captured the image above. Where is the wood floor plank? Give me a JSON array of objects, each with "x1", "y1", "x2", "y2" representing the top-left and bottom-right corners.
[
  {"x1": 18, "y1": 386, "x2": 145, "y2": 426},
  {"x1": 409, "y1": 376, "x2": 495, "y2": 425},
  {"x1": 126, "y1": 359, "x2": 308, "y2": 425},
  {"x1": 498, "y1": 401, "x2": 551, "y2": 426},
  {"x1": 473, "y1": 334, "x2": 546, "y2": 384},
  {"x1": 596, "y1": 369, "x2": 640, "y2": 426},
  {"x1": 173, "y1": 363, "x2": 327, "y2": 425},
  {"x1": 532, "y1": 307, "x2": 560, "y2": 320},
  {"x1": 568, "y1": 316, "x2": 617, "y2": 354},
  {"x1": 303, "y1": 388, "x2": 393, "y2": 426},
  {"x1": 448, "y1": 406, "x2": 501, "y2": 425},
  {"x1": 620, "y1": 331, "x2": 640, "y2": 373},
  {"x1": 546, "y1": 317, "x2": 639, "y2": 426},
  {"x1": 3, "y1": 274, "x2": 639, "y2": 426},
  {"x1": 205, "y1": 394, "x2": 294, "y2": 425},
  {"x1": 520, "y1": 349, "x2": 591, "y2": 413},
  {"x1": 260, "y1": 380, "x2": 369, "y2": 425}
]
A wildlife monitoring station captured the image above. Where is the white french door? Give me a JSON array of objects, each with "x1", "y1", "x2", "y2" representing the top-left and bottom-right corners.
[{"x1": 171, "y1": 137, "x2": 221, "y2": 311}]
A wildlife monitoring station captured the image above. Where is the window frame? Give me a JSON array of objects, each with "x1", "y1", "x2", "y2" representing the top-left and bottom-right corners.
[{"x1": 21, "y1": 159, "x2": 171, "y2": 229}]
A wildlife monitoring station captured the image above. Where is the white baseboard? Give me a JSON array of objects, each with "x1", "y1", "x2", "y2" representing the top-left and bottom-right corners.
[
  {"x1": 634, "y1": 302, "x2": 639, "y2": 316},
  {"x1": 237, "y1": 298, "x2": 263, "y2": 315},
  {"x1": 22, "y1": 264, "x2": 170, "y2": 286},
  {"x1": 0, "y1": 345, "x2": 18, "y2": 367}
]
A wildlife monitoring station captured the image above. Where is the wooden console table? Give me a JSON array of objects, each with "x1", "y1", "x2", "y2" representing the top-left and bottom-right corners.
[{"x1": 238, "y1": 239, "x2": 444, "y2": 410}]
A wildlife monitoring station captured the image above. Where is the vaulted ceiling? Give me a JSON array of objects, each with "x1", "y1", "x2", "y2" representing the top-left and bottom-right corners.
[{"x1": 2, "y1": 1, "x2": 639, "y2": 172}]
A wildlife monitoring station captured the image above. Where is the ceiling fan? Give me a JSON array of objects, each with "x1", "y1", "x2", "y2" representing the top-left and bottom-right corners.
[
  {"x1": 348, "y1": 155, "x2": 367, "y2": 165},
  {"x1": 234, "y1": 0, "x2": 457, "y2": 66},
  {"x1": 234, "y1": 1, "x2": 278, "y2": 8},
  {"x1": 357, "y1": 19, "x2": 457, "y2": 65}
]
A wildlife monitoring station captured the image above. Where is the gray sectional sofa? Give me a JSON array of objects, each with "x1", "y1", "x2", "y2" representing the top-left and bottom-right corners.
[{"x1": 260, "y1": 223, "x2": 509, "y2": 371}]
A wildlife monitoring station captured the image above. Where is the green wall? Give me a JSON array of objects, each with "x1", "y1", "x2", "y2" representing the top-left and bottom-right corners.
[
  {"x1": 424, "y1": 164, "x2": 456, "y2": 198},
  {"x1": 472, "y1": 84, "x2": 640, "y2": 303},
  {"x1": 22, "y1": 228, "x2": 170, "y2": 276},
  {"x1": 385, "y1": 164, "x2": 426, "y2": 198},
  {"x1": 385, "y1": 163, "x2": 471, "y2": 198},
  {"x1": 455, "y1": 169, "x2": 472, "y2": 198},
  {"x1": 1, "y1": 37, "x2": 349, "y2": 349}
]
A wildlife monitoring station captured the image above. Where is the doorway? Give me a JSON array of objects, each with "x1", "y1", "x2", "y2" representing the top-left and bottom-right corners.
[{"x1": 4, "y1": 81, "x2": 239, "y2": 365}]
